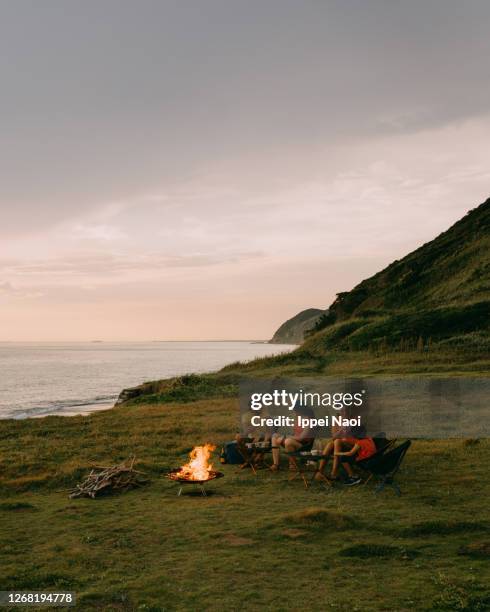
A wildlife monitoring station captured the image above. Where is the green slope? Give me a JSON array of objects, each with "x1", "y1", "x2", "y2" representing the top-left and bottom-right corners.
[{"x1": 303, "y1": 198, "x2": 490, "y2": 354}]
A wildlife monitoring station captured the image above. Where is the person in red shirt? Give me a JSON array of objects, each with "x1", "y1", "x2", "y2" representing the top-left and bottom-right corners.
[{"x1": 315, "y1": 425, "x2": 376, "y2": 485}]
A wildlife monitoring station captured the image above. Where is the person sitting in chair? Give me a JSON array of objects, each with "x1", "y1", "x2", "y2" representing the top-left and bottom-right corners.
[
  {"x1": 270, "y1": 405, "x2": 315, "y2": 471},
  {"x1": 315, "y1": 424, "x2": 376, "y2": 485},
  {"x1": 235, "y1": 406, "x2": 273, "y2": 469}
]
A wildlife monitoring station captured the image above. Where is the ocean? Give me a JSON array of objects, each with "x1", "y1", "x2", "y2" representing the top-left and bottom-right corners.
[{"x1": 0, "y1": 341, "x2": 295, "y2": 419}]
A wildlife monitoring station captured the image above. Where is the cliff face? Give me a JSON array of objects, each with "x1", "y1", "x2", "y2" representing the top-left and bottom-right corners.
[{"x1": 270, "y1": 308, "x2": 327, "y2": 344}]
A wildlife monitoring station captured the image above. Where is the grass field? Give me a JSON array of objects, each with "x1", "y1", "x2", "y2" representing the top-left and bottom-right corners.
[
  {"x1": 1, "y1": 397, "x2": 489, "y2": 611},
  {"x1": 5, "y1": 195, "x2": 488, "y2": 611}
]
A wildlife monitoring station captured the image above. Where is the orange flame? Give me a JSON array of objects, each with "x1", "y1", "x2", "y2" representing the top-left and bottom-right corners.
[{"x1": 175, "y1": 443, "x2": 216, "y2": 481}]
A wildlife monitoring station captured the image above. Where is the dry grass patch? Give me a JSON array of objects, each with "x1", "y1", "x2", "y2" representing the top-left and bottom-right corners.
[
  {"x1": 458, "y1": 541, "x2": 490, "y2": 558},
  {"x1": 281, "y1": 528, "x2": 307, "y2": 539},
  {"x1": 402, "y1": 520, "x2": 489, "y2": 537},
  {"x1": 281, "y1": 507, "x2": 356, "y2": 530},
  {"x1": 223, "y1": 534, "x2": 255, "y2": 546},
  {"x1": 0, "y1": 501, "x2": 37, "y2": 511},
  {"x1": 339, "y1": 544, "x2": 418, "y2": 560}
]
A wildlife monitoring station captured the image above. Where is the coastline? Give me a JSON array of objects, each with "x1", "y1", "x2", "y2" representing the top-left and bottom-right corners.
[
  {"x1": 30, "y1": 401, "x2": 117, "y2": 419},
  {"x1": 10, "y1": 397, "x2": 118, "y2": 420},
  {"x1": 0, "y1": 341, "x2": 297, "y2": 420}
]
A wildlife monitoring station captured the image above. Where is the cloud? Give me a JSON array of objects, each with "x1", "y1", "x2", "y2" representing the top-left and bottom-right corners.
[
  {"x1": 1, "y1": 1, "x2": 490, "y2": 240},
  {"x1": 0, "y1": 281, "x2": 14, "y2": 293},
  {"x1": 72, "y1": 224, "x2": 127, "y2": 242},
  {"x1": 0, "y1": 250, "x2": 265, "y2": 284},
  {"x1": 0, "y1": 281, "x2": 43, "y2": 299},
  {"x1": 1, "y1": 2, "x2": 490, "y2": 339}
]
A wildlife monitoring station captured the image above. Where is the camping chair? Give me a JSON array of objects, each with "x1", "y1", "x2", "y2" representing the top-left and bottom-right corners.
[
  {"x1": 360, "y1": 440, "x2": 411, "y2": 496},
  {"x1": 306, "y1": 435, "x2": 396, "y2": 487},
  {"x1": 356, "y1": 437, "x2": 397, "y2": 483},
  {"x1": 372, "y1": 432, "x2": 395, "y2": 452}
]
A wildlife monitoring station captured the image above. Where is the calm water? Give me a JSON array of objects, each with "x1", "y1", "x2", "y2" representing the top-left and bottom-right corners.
[{"x1": 0, "y1": 341, "x2": 295, "y2": 419}]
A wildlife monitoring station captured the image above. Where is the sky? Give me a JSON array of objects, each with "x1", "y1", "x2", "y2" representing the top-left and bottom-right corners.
[{"x1": 1, "y1": 0, "x2": 490, "y2": 341}]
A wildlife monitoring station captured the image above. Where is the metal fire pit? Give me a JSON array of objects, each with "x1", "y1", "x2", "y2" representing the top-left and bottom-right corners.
[{"x1": 167, "y1": 469, "x2": 224, "y2": 496}]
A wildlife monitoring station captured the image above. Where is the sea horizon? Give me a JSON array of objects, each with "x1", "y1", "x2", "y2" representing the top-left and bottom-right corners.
[
  {"x1": 0, "y1": 340, "x2": 295, "y2": 420},
  {"x1": 0, "y1": 339, "x2": 273, "y2": 343}
]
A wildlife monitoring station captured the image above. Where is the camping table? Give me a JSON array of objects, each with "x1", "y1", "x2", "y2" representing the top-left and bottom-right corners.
[
  {"x1": 237, "y1": 442, "x2": 272, "y2": 475},
  {"x1": 287, "y1": 451, "x2": 332, "y2": 488}
]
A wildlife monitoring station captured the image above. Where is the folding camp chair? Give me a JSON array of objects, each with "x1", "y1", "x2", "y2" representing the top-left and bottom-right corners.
[
  {"x1": 360, "y1": 440, "x2": 411, "y2": 496},
  {"x1": 372, "y1": 433, "x2": 395, "y2": 452},
  {"x1": 356, "y1": 438, "x2": 396, "y2": 483}
]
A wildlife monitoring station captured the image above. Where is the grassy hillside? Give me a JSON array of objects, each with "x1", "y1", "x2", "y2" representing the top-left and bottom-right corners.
[
  {"x1": 304, "y1": 198, "x2": 490, "y2": 354},
  {"x1": 321, "y1": 198, "x2": 489, "y2": 321},
  {"x1": 1, "y1": 400, "x2": 489, "y2": 611}
]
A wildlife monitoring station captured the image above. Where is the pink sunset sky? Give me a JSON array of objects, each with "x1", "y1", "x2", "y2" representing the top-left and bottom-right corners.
[{"x1": 1, "y1": 1, "x2": 490, "y2": 341}]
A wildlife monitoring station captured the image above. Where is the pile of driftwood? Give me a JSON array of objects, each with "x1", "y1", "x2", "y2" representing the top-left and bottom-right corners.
[{"x1": 69, "y1": 457, "x2": 148, "y2": 499}]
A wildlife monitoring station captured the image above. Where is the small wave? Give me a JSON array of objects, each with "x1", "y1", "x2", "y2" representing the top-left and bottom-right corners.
[{"x1": 6, "y1": 394, "x2": 118, "y2": 419}]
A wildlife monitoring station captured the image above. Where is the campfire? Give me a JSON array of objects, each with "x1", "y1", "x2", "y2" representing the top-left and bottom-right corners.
[{"x1": 167, "y1": 443, "x2": 223, "y2": 495}]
